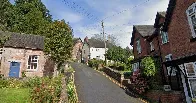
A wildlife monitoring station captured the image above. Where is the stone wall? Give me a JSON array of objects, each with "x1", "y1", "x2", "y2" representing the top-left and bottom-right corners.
[
  {"x1": 103, "y1": 67, "x2": 122, "y2": 83},
  {"x1": 0, "y1": 47, "x2": 46, "y2": 77}
]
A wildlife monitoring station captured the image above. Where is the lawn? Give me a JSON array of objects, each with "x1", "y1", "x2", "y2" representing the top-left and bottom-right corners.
[{"x1": 0, "y1": 88, "x2": 30, "y2": 103}]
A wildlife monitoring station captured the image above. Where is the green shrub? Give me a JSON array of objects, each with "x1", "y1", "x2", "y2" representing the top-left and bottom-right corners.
[
  {"x1": 30, "y1": 75, "x2": 63, "y2": 103},
  {"x1": 67, "y1": 76, "x2": 77, "y2": 103},
  {"x1": 88, "y1": 59, "x2": 104, "y2": 69}
]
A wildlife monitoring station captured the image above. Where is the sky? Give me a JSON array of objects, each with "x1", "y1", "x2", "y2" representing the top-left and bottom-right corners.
[{"x1": 11, "y1": 0, "x2": 170, "y2": 48}]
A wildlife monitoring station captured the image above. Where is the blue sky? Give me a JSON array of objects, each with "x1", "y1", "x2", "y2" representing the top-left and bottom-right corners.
[{"x1": 11, "y1": 0, "x2": 169, "y2": 48}]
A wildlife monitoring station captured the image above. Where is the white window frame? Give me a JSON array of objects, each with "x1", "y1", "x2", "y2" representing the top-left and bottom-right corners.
[
  {"x1": 184, "y1": 62, "x2": 196, "y2": 77},
  {"x1": 136, "y1": 39, "x2": 141, "y2": 54},
  {"x1": 27, "y1": 55, "x2": 39, "y2": 70},
  {"x1": 150, "y1": 41, "x2": 154, "y2": 51},
  {"x1": 165, "y1": 54, "x2": 172, "y2": 61},
  {"x1": 167, "y1": 66, "x2": 177, "y2": 76},
  {"x1": 188, "y1": 78, "x2": 196, "y2": 98},
  {"x1": 186, "y1": 2, "x2": 196, "y2": 38},
  {"x1": 133, "y1": 62, "x2": 139, "y2": 72},
  {"x1": 161, "y1": 31, "x2": 169, "y2": 44}
]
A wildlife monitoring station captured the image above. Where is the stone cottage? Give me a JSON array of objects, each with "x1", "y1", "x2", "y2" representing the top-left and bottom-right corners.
[{"x1": 0, "y1": 31, "x2": 48, "y2": 77}]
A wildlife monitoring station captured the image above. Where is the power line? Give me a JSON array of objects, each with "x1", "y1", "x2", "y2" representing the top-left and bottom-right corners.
[
  {"x1": 102, "y1": 0, "x2": 151, "y2": 21},
  {"x1": 62, "y1": 0, "x2": 99, "y2": 21}
]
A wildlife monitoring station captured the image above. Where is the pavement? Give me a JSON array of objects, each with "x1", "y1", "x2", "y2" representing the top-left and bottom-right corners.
[{"x1": 71, "y1": 62, "x2": 142, "y2": 103}]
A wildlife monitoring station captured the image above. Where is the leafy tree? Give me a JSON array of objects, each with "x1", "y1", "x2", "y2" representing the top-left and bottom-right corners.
[
  {"x1": 0, "y1": 0, "x2": 13, "y2": 30},
  {"x1": 141, "y1": 56, "x2": 157, "y2": 77},
  {"x1": 106, "y1": 45, "x2": 132, "y2": 64},
  {"x1": 9, "y1": 0, "x2": 52, "y2": 35},
  {"x1": 44, "y1": 20, "x2": 73, "y2": 68},
  {"x1": 91, "y1": 34, "x2": 117, "y2": 46}
]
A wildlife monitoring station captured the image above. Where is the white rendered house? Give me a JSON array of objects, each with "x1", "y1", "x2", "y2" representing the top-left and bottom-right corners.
[{"x1": 90, "y1": 47, "x2": 108, "y2": 60}]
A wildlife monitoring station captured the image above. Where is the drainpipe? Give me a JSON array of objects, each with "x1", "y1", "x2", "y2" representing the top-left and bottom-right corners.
[{"x1": 156, "y1": 29, "x2": 166, "y2": 85}]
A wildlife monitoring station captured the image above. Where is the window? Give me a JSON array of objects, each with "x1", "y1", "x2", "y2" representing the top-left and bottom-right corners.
[
  {"x1": 27, "y1": 55, "x2": 38, "y2": 70},
  {"x1": 0, "y1": 48, "x2": 3, "y2": 54},
  {"x1": 186, "y1": 2, "x2": 196, "y2": 38},
  {"x1": 133, "y1": 62, "x2": 139, "y2": 72},
  {"x1": 161, "y1": 31, "x2": 169, "y2": 44},
  {"x1": 185, "y1": 62, "x2": 196, "y2": 77},
  {"x1": 92, "y1": 49, "x2": 93, "y2": 51},
  {"x1": 136, "y1": 39, "x2": 141, "y2": 54},
  {"x1": 165, "y1": 54, "x2": 172, "y2": 61},
  {"x1": 188, "y1": 79, "x2": 196, "y2": 98},
  {"x1": 150, "y1": 41, "x2": 154, "y2": 51},
  {"x1": 167, "y1": 66, "x2": 177, "y2": 76}
]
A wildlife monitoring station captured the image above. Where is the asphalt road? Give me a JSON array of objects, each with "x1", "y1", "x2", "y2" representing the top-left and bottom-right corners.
[{"x1": 71, "y1": 62, "x2": 142, "y2": 103}]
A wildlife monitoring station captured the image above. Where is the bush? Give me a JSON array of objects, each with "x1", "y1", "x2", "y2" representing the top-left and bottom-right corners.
[
  {"x1": 88, "y1": 59, "x2": 104, "y2": 69},
  {"x1": 30, "y1": 75, "x2": 63, "y2": 103}
]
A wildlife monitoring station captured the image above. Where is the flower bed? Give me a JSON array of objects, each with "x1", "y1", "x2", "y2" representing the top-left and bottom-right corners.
[{"x1": 0, "y1": 75, "x2": 63, "y2": 103}]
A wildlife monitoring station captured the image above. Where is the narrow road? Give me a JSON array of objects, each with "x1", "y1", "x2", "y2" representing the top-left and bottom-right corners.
[{"x1": 71, "y1": 62, "x2": 142, "y2": 103}]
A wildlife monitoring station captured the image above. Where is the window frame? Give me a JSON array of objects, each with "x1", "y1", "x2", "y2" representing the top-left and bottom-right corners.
[
  {"x1": 167, "y1": 66, "x2": 177, "y2": 76},
  {"x1": 136, "y1": 39, "x2": 141, "y2": 54},
  {"x1": 161, "y1": 31, "x2": 169, "y2": 44},
  {"x1": 150, "y1": 41, "x2": 154, "y2": 51},
  {"x1": 186, "y1": 2, "x2": 196, "y2": 38},
  {"x1": 27, "y1": 55, "x2": 39, "y2": 71},
  {"x1": 184, "y1": 62, "x2": 196, "y2": 77},
  {"x1": 188, "y1": 78, "x2": 196, "y2": 98}
]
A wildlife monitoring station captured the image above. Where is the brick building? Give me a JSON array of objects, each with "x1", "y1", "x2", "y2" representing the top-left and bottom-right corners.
[
  {"x1": 72, "y1": 38, "x2": 82, "y2": 62},
  {"x1": 130, "y1": 25, "x2": 155, "y2": 72},
  {"x1": 0, "y1": 31, "x2": 50, "y2": 77},
  {"x1": 162, "y1": 0, "x2": 196, "y2": 102}
]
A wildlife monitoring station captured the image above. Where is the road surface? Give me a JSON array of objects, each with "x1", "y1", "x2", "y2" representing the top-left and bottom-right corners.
[{"x1": 71, "y1": 62, "x2": 142, "y2": 103}]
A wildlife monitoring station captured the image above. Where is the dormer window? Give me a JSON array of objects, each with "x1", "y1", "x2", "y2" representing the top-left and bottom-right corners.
[{"x1": 186, "y1": 2, "x2": 196, "y2": 38}]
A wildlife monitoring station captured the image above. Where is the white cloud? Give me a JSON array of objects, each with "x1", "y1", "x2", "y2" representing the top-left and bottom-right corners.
[
  {"x1": 78, "y1": 0, "x2": 169, "y2": 48},
  {"x1": 58, "y1": 11, "x2": 83, "y2": 23}
]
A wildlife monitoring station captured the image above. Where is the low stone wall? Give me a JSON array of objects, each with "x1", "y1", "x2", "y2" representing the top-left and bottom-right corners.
[
  {"x1": 144, "y1": 90, "x2": 185, "y2": 103},
  {"x1": 103, "y1": 67, "x2": 122, "y2": 83},
  {"x1": 59, "y1": 76, "x2": 68, "y2": 103}
]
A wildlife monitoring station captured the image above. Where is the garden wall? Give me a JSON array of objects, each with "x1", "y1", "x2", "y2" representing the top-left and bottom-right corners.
[
  {"x1": 144, "y1": 90, "x2": 185, "y2": 103},
  {"x1": 103, "y1": 67, "x2": 122, "y2": 83}
]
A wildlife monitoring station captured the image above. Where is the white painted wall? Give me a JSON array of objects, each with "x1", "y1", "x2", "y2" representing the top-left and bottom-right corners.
[{"x1": 90, "y1": 47, "x2": 108, "y2": 60}]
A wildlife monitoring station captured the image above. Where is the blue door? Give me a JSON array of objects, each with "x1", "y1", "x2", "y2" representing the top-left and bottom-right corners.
[{"x1": 9, "y1": 62, "x2": 20, "y2": 77}]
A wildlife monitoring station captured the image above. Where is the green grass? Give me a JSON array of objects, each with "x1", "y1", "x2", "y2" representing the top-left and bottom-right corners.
[{"x1": 0, "y1": 88, "x2": 30, "y2": 103}]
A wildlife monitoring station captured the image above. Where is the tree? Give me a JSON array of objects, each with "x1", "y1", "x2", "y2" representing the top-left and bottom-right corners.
[
  {"x1": 0, "y1": 0, "x2": 13, "y2": 30},
  {"x1": 91, "y1": 34, "x2": 117, "y2": 46},
  {"x1": 8, "y1": 0, "x2": 52, "y2": 35},
  {"x1": 44, "y1": 20, "x2": 73, "y2": 68},
  {"x1": 141, "y1": 56, "x2": 157, "y2": 77}
]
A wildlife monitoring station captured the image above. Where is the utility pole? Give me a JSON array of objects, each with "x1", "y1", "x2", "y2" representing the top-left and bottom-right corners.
[{"x1": 102, "y1": 20, "x2": 107, "y2": 65}]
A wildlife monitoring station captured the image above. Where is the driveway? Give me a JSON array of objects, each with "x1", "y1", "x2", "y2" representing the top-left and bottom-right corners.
[{"x1": 71, "y1": 62, "x2": 142, "y2": 103}]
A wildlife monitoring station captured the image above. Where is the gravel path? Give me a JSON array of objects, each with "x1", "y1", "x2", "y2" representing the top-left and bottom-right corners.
[{"x1": 71, "y1": 62, "x2": 142, "y2": 103}]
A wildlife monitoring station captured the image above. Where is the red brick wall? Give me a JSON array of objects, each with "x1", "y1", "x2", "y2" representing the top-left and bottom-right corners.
[
  {"x1": 167, "y1": 0, "x2": 196, "y2": 59},
  {"x1": 145, "y1": 90, "x2": 184, "y2": 103},
  {"x1": 133, "y1": 31, "x2": 149, "y2": 59}
]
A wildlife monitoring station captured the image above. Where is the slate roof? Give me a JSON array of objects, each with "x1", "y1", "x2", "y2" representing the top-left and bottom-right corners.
[
  {"x1": 88, "y1": 39, "x2": 113, "y2": 48},
  {"x1": 134, "y1": 25, "x2": 155, "y2": 37},
  {"x1": 1, "y1": 31, "x2": 45, "y2": 50},
  {"x1": 130, "y1": 25, "x2": 155, "y2": 45}
]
